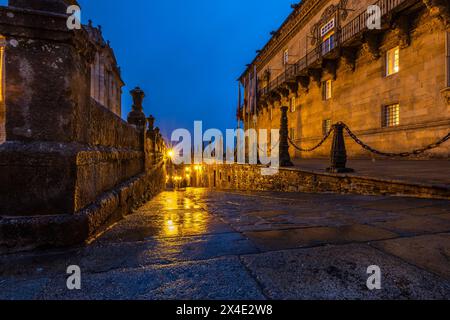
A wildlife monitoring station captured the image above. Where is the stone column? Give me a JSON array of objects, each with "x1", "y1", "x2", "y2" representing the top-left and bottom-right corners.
[{"x1": 279, "y1": 106, "x2": 293, "y2": 167}]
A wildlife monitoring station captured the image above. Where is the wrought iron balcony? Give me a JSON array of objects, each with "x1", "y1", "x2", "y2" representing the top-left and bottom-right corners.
[{"x1": 258, "y1": 0, "x2": 410, "y2": 100}]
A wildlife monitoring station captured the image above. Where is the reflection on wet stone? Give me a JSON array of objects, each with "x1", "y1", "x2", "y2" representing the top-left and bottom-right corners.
[{"x1": 2, "y1": 189, "x2": 450, "y2": 299}]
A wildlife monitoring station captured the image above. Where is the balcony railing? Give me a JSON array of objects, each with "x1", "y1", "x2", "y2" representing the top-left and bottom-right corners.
[{"x1": 258, "y1": 0, "x2": 409, "y2": 98}]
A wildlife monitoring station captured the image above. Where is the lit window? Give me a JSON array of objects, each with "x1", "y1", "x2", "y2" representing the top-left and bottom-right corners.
[
  {"x1": 290, "y1": 96, "x2": 296, "y2": 112},
  {"x1": 321, "y1": 19, "x2": 335, "y2": 37},
  {"x1": 386, "y1": 47, "x2": 400, "y2": 76},
  {"x1": 283, "y1": 49, "x2": 289, "y2": 66},
  {"x1": 323, "y1": 119, "x2": 332, "y2": 136},
  {"x1": 0, "y1": 35, "x2": 5, "y2": 104},
  {"x1": 383, "y1": 104, "x2": 400, "y2": 127},
  {"x1": 322, "y1": 80, "x2": 332, "y2": 101},
  {"x1": 321, "y1": 19, "x2": 336, "y2": 55},
  {"x1": 322, "y1": 33, "x2": 335, "y2": 55},
  {"x1": 289, "y1": 128, "x2": 296, "y2": 140}
]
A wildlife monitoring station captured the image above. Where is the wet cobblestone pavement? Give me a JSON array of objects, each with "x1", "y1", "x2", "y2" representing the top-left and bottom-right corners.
[{"x1": 1, "y1": 188, "x2": 450, "y2": 300}]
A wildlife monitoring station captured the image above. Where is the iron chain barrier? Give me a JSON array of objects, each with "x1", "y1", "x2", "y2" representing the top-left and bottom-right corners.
[
  {"x1": 285, "y1": 122, "x2": 450, "y2": 173},
  {"x1": 287, "y1": 122, "x2": 449, "y2": 157},
  {"x1": 341, "y1": 123, "x2": 450, "y2": 158},
  {"x1": 288, "y1": 129, "x2": 333, "y2": 153}
]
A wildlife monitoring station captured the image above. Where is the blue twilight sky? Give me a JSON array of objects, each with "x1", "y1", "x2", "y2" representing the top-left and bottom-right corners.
[{"x1": 1, "y1": 0, "x2": 295, "y2": 138}]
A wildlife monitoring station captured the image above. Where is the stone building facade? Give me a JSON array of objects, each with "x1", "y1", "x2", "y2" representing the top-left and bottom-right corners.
[
  {"x1": 86, "y1": 22, "x2": 124, "y2": 117},
  {"x1": 239, "y1": 0, "x2": 450, "y2": 159},
  {"x1": 0, "y1": 0, "x2": 166, "y2": 252}
]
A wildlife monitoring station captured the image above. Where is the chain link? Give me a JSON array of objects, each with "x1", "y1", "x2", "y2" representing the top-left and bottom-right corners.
[
  {"x1": 288, "y1": 129, "x2": 333, "y2": 152},
  {"x1": 285, "y1": 122, "x2": 449, "y2": 157},
  {"x1": 342, "y1": 123, "x2": 450, "y2": 158},
  {"x1": 256, "y1": 140, "x2": 280, "y2": 155}
]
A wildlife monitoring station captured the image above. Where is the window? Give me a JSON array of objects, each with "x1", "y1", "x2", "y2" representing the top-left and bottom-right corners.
[
  {"x1": 290, "y1": 96, "x2": 296, "y2": 112},
  {"x1": 289, "y1": 128, "x2": 296, "y2": 141},
  {"x1": 322, "y1": 80, "x2": 332, "y2": 101},
  {"x1": 283, "y1": 49, "x2": 289, "y2": 66},
  {"x1": 322, "y1": 32, "x2": 335, "y2": 55},
  {"x1": 386, "y1": 47, "x2": 400, "y2": 76},
  {"x1": 0, "y1": 35, "x2": 5, "y2": 104},
  {"x1": 323, "y1": 119, "x2": 332, "y2": 136},
  {"x1": 320, "y1": 19, "x2": 335, "y2": 37},
  {"x1": 383, "y1": 104, "x2": 400, "y2": 127},
  {"x1": 321, "y1": 19, "x2": 336, "y2": 55}
]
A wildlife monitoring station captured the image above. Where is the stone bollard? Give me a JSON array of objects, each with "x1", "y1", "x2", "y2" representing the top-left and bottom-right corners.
[
  {"x1": 326, "y1": 123, "x2": 354, "y2": 173},
  {"x1": 279, "y1": 106, "x2": 294, "y2": 167}
]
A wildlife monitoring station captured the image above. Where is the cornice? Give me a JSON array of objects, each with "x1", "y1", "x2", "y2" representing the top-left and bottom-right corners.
[{"x1": 240, "y1": 0, "x2": 328, "y2": 80}]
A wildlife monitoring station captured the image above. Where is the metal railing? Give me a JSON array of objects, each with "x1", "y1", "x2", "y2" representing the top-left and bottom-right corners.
[{"x1": 258, "y1": 0, "x2": 408, "y2": 98}]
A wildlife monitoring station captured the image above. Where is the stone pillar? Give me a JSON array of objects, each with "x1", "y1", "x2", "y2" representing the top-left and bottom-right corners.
[
  {"x1": 279, "y1": 106, "x2": 293, "y2": 167},
  {"x1": 127, "y1": 87, "x2": 147, "y2": 130},
  {"x1": 8, "y1": 0, "x2": 79, "y2": 14}
]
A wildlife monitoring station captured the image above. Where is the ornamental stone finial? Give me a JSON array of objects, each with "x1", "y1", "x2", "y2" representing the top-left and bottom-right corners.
[
  {"x1": 127, "y1": 87, "x2": 147, "y2": 129},
  {"x1": 147, "y1": 115, "x2": 155, "y2": 131}
]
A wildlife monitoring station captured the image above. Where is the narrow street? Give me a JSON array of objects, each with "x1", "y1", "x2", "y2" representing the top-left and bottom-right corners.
[{"x1": 1, "y1": 189, "x2": 450, "y2": 300}]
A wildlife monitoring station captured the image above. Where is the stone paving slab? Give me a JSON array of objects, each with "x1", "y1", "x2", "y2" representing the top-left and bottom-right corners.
[
  {"x1": 350, "y1": 197, "x2": 447, "y2": 211},
  {"x1": 97, "y1": 211, "x2": 234, "y2": 243},
  {"x1": 397, "y1": 204, "x2": 450, "y2": 216},
  {"x1": 1, "y1": 189, "x2": 450, "y2": 300},
  {"x1": 371, "y1": 233, "x2": 450, "y2": 280},
  {"x1": 369, "y1": 215, "x2": 450, "y2": 236},
  {"x1": 1, "y1": 257, "x2": 266, "y2": 300},
  {"x1": 0, "y1": 233, "x2": 259, "y2": 279},
  {"x1": 241, "y1": 244, "x2": 450, "y2": 300},
  {"x1": 243, "y1": 225, "x2": 398, "y2": 252}
]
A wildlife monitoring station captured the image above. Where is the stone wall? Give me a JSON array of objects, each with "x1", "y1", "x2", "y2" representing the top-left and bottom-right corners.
[
  {"x1": 0, "y1": 165, "x2": 166, "y2": 253},
  {"x1": 0, "y1": 2, "x2": 167, "y2": 252},
  {"x1": 203, "y1": 164, "x2": 450, "y2": 200}
]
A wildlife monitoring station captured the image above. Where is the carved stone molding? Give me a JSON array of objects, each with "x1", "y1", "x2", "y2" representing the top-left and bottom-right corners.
[
  {"x1": 310, "y1": 0, "x2": 349, "y2": 46},
  {"x1": 276, "y1": 86, "x2": 290, "y2": 99},
  {"x1": 296, "y1": 75, "x2": 311, "y2": 92},
  {"x1": 423, "y1": 0, "x2": 450, "y2": 28},
  {"x1": 323, "y1": 59, "x2": 338, "y2": 80},
  {"x1": 362, "y1": 32, "x2": 382, "y2": 60},
  {"x1": 441, "y1": 87, "x2": 450, "y2": 105},
  {"x1": 260, "y1": 100, "x2": 269, "y2": 109},
  {"x1": 268, "y1": 91, "x2": 281, "y2": 104},
  {"x1": 341, "y1": 47, "x2": 358, "y2": 72},
  {"x1": 308, "y1": 68, "x2": 323, "y2": 86},
  {"x1": 395, "y1": 15, "x2": 411, "y2": 48},
  {"x1": 286, "y1": 82, "x2": 299, "y2": 96}
]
